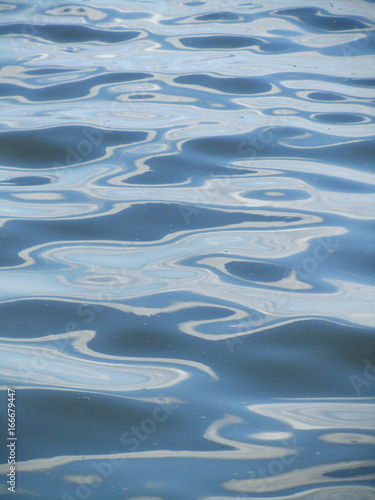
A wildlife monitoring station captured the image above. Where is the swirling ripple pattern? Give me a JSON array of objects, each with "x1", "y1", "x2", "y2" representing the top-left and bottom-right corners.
[{"x1": 0, "y1": 1, "x2": 375, "y2": 498}]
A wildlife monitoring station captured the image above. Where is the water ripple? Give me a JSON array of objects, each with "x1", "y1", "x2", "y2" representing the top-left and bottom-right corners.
[{"x1": 1, "y1": 0, "x2": 374, "y2": 497}]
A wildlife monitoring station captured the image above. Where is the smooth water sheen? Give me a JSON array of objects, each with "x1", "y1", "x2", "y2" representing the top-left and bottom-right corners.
[{"x1": 1, "y1": 1, "x2": 375, "y2": 499}]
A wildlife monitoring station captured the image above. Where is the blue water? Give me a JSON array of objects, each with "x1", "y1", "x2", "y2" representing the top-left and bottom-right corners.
[{"x1": 1, "y1": 1, "x2": 375, "y2": 499}]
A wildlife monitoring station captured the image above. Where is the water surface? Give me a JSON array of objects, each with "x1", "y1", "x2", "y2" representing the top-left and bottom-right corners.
[{"x1": 0, "y1": 1, "x2": 375, "y2": 499}]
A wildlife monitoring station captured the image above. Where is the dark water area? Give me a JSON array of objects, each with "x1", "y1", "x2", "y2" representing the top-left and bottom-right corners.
[{"x1": 0, "y1": 1, "x2": 375, "y2": 499}]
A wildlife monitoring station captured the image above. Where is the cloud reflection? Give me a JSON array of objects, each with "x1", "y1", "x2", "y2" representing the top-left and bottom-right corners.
[
  {"x1": 249, "y1": 401, "x2": 375, "y2": 430},
  {"x1": 0, "y1": 330, "x2": 218, "y2": 393},
  {"x1": 222, "y1": 459, "x2": 375, "y2": 493},
  {"x1": 0, "y1": 413, "x2": 297, "y2": 473},
  {"x1": 203, "y1": 485, "x2": 375, "y2": 499}
]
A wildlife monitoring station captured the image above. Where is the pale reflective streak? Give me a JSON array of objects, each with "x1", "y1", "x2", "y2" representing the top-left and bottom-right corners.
[
  {"x1": 233, "y1": 158, "x2": 375, "y2": 188},
  {"x1": 203, "y1": 414, "x2": 297, "y2": 459},
  {"x1": 0, "y1": 343, "x2": 186, "y2": 393},
  {"x1": 2, "y1": 129, "x2": 374, "y2": 221},
  {"x1": 90, "y1": 176, "x2": 375, "y2": 221},
  {"x1": 0, "y1": 414, "x2": 297, "y2": 474},
  {"x1": 0, "y1": 76, "x2": 115, "y2": 103},
  {"x1": 249, "y1": 402, "x2": 375, "y2": 430},
  {"x1": 3, "y1": 225, "x2": 375, "y2": 339},
  {"x1": 203, "y1": 485, "x2": 375, "y2": 500},
  {"x1": 47, "y1": 5, "x2": 107, "y2": 21},
  {"x1": 64, "y1": 474, "x2": 102, "y2": 485},
  {"x1": 0, "y1": 484, "x2": 39, "y2": 497},
  {"x1": 0, "y1": 163, "x2": 119, "y2": 186},
  {"x1": 0, "y1": 199, "x2": 99, "y2": 218},
  {"x1": 249, "y1": 432, "x2": 293, "y2": 441},
  {"x1": 0, "y1": 329, "x2": 218, "y2": 382},
  {"x1": 222, "y1": 460, "x2": 375, "y2": 493},
  {"x1": 8, "y1": 36, "x2": 371, "y2": 80},
  {"x1": 319, "y1": 432, "x2": 375, "y2": 445},
  {"x1": 5, "y1": 226, "x2": 346, "y2": 271},
  {"x1": 0, "y1": 330, "x2": 213, "y2": 393},
  {"x1": 1, "y1": 280, "x2": 372, "y2": 340}
]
